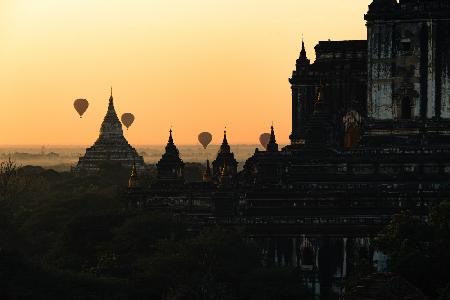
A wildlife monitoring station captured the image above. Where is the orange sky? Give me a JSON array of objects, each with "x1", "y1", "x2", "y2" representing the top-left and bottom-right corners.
[{"x1": 0, "y1": 0, "x2": 372, "y2": 145}]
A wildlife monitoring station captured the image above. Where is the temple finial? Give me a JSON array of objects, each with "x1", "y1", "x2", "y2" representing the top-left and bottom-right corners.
[
  {"x1": 218, "y1": 126, "x2": 230, "y2": 154},
  {"x1": 300, "y1": 36, "x2": 306, "y2": 57},
  {"x1": 223, "y1": 127, "x2": 228, "y2": 144},
  {"x1": 109, "y1": 86, "x2": 113, "y2": 103},
  {"x1": 168, "y1": 127, "x2": 173, "y2": 143},
  {"x1": 267, "y1": 123, "x2": 278, "y2": 152}
]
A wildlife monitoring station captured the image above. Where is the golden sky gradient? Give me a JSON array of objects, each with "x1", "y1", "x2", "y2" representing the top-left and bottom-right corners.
[{"x1": 0, "y1": 0, "x2": 372, "y2": 145}]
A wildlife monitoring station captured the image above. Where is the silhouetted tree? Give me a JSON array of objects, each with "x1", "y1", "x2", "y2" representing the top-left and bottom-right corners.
[{"x1": 377, "y1": 201, "x2": 450, "y2": 298}]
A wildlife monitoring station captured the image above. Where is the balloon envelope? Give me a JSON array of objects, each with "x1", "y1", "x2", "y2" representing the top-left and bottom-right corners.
[
  {"x1": 121, "y1": 113, "x2": 135, "y2": 129},
  {"x1": 74, "y1": 99, "x2": 89, "y2": 117},
  {"x1": 259, "y1": 133, "x2": 271, "y2": 149},
  {"x1": 198, "y1": 132, "x2": 212, "y2": 149}
]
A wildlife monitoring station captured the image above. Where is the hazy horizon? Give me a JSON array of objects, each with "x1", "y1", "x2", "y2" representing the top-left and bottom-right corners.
[{"x1": 1, "y1": 0, "x2": 372, "y2": 145}]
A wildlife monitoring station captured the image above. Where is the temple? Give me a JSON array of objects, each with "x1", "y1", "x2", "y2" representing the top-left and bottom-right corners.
[
  {"x1": 289, "y1": 39, "x2": 367, "y2": 147},
  {"x1": 72, "y1": 91, "x2": 146, "y2": 175},
  {"x1": 123, "y1": 1, "x2": 450, "y2": 298}
]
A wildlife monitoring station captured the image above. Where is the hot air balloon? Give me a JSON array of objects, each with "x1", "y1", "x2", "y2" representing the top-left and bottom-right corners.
[
  {"x1": 73, "y1": 99, "x2": 89, "y2": 118},
  {"x1": 198, "y1": 132, "x2": 212, "y2": 149},
  {"x1": 121, "y1": 113, "x2": 135, "y2": 130},
  {"x1": 259, "y1": 133, "x2": 271, "y2": 150}
]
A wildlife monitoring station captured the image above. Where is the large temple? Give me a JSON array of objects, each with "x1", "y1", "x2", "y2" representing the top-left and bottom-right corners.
[
  {"x1": 123, "y1": 0, "x2": 450, "y2": 298},
  {"x1": 72, "y1": 91, "x2": 146, "y2": 175}
]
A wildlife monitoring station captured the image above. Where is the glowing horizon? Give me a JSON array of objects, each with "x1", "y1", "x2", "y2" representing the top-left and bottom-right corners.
[{"x1": 0, "y1": 0, "x2": 372, "y2": 146}]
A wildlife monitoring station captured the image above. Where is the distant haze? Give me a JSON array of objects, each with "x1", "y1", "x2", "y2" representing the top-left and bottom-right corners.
[
  {"x1": 0, "y1": 0, "x2": 371, "y2": 145},
  {"x1": 0, "y1": 144, "x2": 269, "y2": 171}
]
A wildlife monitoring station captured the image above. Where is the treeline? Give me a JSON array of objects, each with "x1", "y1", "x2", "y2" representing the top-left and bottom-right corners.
[
  {"x1": 0, "y1": 160, "x2": 309, "y2": 300},
  {"x1": 1, "y1": 159, "x2": 450, "y2": 299}
]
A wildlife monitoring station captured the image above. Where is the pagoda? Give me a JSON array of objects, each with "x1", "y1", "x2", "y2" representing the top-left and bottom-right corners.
[
  {"x1": 72, "y1": 90, "x2": 146, "y2": 175},
  {"x1": 211, "y1": 130, "x2": 238, "y2": 182},
  {"x1": 155, "y1": 129, "x2": 184, "y2": 184}
]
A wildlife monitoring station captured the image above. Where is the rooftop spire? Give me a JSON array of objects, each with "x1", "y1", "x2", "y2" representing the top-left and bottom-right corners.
[
  {"x1": 267, "y1": 124, "x2": 279, "y2": 152},
  {"x1": 297, "y1": 37, "x2": 310, "y2": 68},
  {"x1": 300, "y1": 37, "x2": 306, "y2": 57},
  {"x1": 156, "y1": 128, "x2": 184, "y2": 183},
  {"x1": 218, "y1": 129, "x2": 231, "y2": 154},
  {"x1": 223, "y1": 129, "x2": 228, "y2": 144},
  {"x1": 168, "y1": 128, "x2": 173, "y2": 144},
  {"x1": 99, "y1": 89, "x2": 123, "y2": 138},
  {"x1": 163, "y1": 128, "x2": 179, "y2": 157}
]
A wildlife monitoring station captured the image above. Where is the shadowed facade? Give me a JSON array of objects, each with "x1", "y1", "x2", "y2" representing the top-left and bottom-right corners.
[{"x1": 124, "y1": 1, "x2": 450, "y2": 298}]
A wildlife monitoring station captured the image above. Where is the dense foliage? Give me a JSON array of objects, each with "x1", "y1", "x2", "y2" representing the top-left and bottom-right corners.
[
  {"x1": 376, "y1": 201, "x2": 450, "y2": 299},
  {"x1": 0, "y1": 160, "x2": 310, "y2": 300}
]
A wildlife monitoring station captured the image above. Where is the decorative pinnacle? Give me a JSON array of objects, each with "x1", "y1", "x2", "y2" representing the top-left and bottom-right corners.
[
  {"x1": 223, "y1": 128, "x2": 228, "y2": 144},
  {"x1": 109, "y1": 86, "x2": 113, "y2": 103},
  {"x1": 168, "y1": 128, "x2": 173, "y2": 143}
]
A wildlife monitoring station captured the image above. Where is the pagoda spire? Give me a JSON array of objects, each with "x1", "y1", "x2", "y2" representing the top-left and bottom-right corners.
[
  {"x1": 156, "y1": 128, "x2": 184, "y2": 183},
  {"x1": 223, "y1": 129, "x2": 228, "y2": 144},
  {"x1": 99, "y1": 89, "x2": 123, "y2": 138},
  {"x1": 168, "y1": 128, "x2": 173, "y2": 143},
  {"x1": 297, "y1": 37, "x2": 310, "y2": 68},
  {"x1": 267, "y1": 124, "x2": 279, "y2": 152},
  {"x1": 164, "y1": 128, "x2": 179, "y2": 156},
  {"x1": 218, "y1": 129, "x2": 231, "y2": 154},
  {"x1": 212, "y1": 128, "x2": 237, "y2": 181},
  {"x1": 300, "y1": 37, "x2": 306, "y2": 58},
  {"x1": 72, "y1": 88, "x2": 146, "y2": 175}
]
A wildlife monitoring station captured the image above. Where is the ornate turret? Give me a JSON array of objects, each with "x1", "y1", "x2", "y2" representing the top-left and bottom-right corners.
[
  {"x1": 156, "y1": 129, "x2": 184, "y2": 183},
  {"x1": 72, "y1": 89, "x2": 146, "y2": 175},
  {"x1": 266, "y1": 125, "x2": 279, "y2": 152},
  {"x1": 212, "y1": 130, "x2": 238, "y2": 181},
  {"x1": 296, "y1": 39, "x2": 310, "y2": 69},
  {"x1": 218, "y1": 130, "x2": 231, "y2": 154}
]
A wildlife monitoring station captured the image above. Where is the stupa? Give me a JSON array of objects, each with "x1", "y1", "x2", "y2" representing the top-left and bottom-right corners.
[{"x1": 72, "y1": 90, "x2": 146, "y2": 175}]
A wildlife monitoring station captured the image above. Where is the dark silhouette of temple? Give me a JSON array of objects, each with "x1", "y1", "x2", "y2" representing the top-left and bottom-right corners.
[
  {"x1": 72, "y1": 91, "x2": 146, "y2": 175},
  {"x1": 289, "y1": 39, "x2": 367, "y2": 148},
  {"x1": 124, "y1": 1, "x2": 450, "y2": 298}
]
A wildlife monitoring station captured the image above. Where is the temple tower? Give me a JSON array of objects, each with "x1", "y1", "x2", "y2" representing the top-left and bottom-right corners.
[
  {"x1": 364, "y1": 0, "x2": 450, "y2": 145},
  {"x1": 212, "y1": 130, "x2": 238, "y2": 181},
  {"x1": 156, "y1": 129, "x2": 184, "y2": 183},
  {"x1": 289, "y1": 39, "x2": 367, "y2": 146},
  {"x1": 266, "y1": 125, "x2": 279, "y2": 152},
  {"x1": 72, "y1": 91, "x2": 146, "y2": 174}
]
